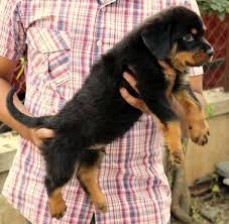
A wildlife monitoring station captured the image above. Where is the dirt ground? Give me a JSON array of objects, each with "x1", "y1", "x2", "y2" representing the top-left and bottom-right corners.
[
  {"x1": 0, "y1": 195, "x2": 27, "y2": 224},
  {"x1": 191, "y1": 194, "x2": 229, "y2": 224},
  {"x1": 171, "y1": 188, "x2": 229, "y2": 224}
]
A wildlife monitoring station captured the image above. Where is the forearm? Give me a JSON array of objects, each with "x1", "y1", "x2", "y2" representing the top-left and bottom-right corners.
[
  {"x1": 190, "y1": 75, "x2": 207, "y2": 109},
  {"x1": 0, "y1": 78, "x2": 32, "y2": 140},
  {"x1": 194, "y1": 91, "x2": 207, "y2": 109}
]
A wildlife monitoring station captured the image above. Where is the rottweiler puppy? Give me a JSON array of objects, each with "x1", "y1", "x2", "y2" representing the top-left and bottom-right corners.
[{"x1": 7, "y1": 6, "x2": 213, "y2": 218}]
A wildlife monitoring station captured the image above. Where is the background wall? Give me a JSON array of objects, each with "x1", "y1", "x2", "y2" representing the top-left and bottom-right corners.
[{"x1": 185, "y1": 91, "x2": 229, "y2": 185}]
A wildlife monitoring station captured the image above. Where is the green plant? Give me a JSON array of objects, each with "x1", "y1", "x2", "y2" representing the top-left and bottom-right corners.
[
  {"x1": 197, "y1": 0, "x2": 229, "y2": 20},
  {"x1": 206, "y1": 104, "x2": 215, "y2": 119}
]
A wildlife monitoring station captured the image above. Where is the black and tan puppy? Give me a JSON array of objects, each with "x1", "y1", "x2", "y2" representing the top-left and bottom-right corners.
[{"x1": 7, "y1": 6, "x2": 213, "y2": 218}]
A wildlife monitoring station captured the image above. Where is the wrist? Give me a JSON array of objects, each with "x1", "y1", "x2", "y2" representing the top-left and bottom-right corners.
[
  {"x1": 20, "y1": 125, "x2": 35, "y2": 144},
  {"x1": 194, "y1": 92, "x2": 207, "y2": 108}
]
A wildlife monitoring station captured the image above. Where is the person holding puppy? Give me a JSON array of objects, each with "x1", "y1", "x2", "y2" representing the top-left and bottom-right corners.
[{"x1": 0, "y1": 0, "x2": 205, "y2": 223}]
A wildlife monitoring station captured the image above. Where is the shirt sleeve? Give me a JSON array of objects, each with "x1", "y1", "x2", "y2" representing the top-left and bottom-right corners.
[
  {"x1": 186, "y1": 0, "x2": 204, "y2": 76},
  {"x1": 0, "y1": 0, "x2": 26, "y2": 60}
]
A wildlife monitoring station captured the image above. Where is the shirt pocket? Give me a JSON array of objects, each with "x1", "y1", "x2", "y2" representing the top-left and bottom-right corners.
[{"x1": 26, "y1": 27, "x2": 71, "y2": 89}]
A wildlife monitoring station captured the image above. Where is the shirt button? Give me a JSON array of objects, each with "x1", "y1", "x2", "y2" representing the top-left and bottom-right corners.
[{"x1": 97, "y1": 40, "x2": 102, "y2": 47}]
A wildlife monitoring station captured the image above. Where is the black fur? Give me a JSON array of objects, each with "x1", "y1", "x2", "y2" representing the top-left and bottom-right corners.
[{"x1": 7, "y1": 6, "x2": 211, "y2": 202}]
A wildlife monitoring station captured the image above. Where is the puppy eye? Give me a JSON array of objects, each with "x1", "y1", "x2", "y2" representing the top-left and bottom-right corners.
[{"x1": 183, "y1": 34, "x2": 194, "y2": 42}]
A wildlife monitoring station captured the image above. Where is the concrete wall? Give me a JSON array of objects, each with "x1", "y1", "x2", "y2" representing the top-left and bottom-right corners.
[
  {"x1": 185, "y1": 114, "x2": 229, "y2": 185},
  {"x1": 0, "y1": 133, "x2": 18, "y2": 191},
  {"x1": 185, "y1": 90, "x2": 229, "y2": 185}
]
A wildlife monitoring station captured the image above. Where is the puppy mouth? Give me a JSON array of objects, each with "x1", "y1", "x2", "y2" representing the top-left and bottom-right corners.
[
  {"x1": 169, "y1": 49, "x2": 213, "y2": 72},
  {"x1": 189, "y1": 51, "x2": 213, "y2": 66}
]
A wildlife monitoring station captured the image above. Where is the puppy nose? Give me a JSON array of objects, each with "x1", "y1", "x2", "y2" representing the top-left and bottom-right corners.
[{"x1": 206, "y1": 47, "x2": 214, "y2": 56}]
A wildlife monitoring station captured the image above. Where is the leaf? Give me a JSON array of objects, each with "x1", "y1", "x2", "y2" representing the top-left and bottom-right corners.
[
  {"x1": 208, "y1": 10, "x2": 214, "y2": 16},
  {"x1": 206, "y1": 104, "x2": 215, "y2": 118},
  {"x1": 226, "y1": 7, "x2": 229, "y2": 14},
  {"x1": 201, "y1": 6, "x2": 210, "y2": 12},
  {"x1": 218, "y1": 6, "x2": 225, "y2": 13},
  {"x1": 219, "y1": 12, "x2": 226, "y2": 20},
  {"x1": 197, "y1": 0, "x2": 229, "y2": 16},
  {"x1": 210, "y1": 4, "x2": 218, "y2": 10},
  {"x1": 212, "y1": 184, "x2": 220, "y2": 193}
]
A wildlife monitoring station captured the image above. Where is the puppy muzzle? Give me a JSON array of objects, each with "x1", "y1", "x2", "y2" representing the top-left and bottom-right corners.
[{"x1": 201, "y1": 38, "x2": 214, "y2": 59}]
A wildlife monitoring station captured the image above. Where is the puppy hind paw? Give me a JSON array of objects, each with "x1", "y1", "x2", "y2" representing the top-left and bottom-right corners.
[
  {"x1": 169, "y1": 149, "x2": 185, "y2": 166},
  {"x1": 95, "y1": 201, "x2": 108, "y2": 213},
  {"x1": 92, "y1": 193, "x2": 108, "y2": 213},
  {"x1": 49, "y1": 197, "x2": 67, "y2": 219}
]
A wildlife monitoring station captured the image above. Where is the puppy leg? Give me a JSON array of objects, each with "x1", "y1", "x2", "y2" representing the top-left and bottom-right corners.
[
  {"x1": 46, "y1": 186, "x2": 66, "y2": 219},
  {"x1": 174, "y1": 86, "x2": 209, "y2": 145},
  {"x1": 77, "y1": 149, "x2": 107, "y2": 212},
  {"x1": 160, "y1": 121, "x2": 184, "y2": 165},
  {"x1": 143, "y1": 94, "x2": 184, "y2": 165},
  {"x1": 44, "y1": 149, "x2": 78, "y2": 219}
]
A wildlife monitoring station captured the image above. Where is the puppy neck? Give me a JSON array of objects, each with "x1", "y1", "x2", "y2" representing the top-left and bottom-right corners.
[
  {"x1": 163, "y1": 59, "x2": 188, "y2": 76},
  {"x1": 168, "y1": 44, "x2": 188, "y2": 73}
]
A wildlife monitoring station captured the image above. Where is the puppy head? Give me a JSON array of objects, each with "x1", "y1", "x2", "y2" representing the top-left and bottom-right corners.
[{"x1": 141, "y1": 6, "x2": 213, "y2": 72}]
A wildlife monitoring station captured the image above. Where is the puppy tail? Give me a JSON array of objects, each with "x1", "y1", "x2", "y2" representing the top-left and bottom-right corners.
[{"x1": 7, "y1": 86, "x2": 50, "y2": 128}]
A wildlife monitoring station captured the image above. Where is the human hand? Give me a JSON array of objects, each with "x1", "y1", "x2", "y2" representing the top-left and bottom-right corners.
[
  {"x1": 119, "y1": 60, "x2": 177, "y2": 114},
  {"x1": 28, "y1": 127, "x2": 55, "y2": 148},
  {"x1": 119, "y1": 72, "x2": 151, "y2": 114},
  {"x1": 158, "y1": 60, "x2": 188, "y2": 134}
]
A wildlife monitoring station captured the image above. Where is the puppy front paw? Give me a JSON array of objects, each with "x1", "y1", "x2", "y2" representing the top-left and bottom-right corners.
[{"x1": 189, "y1": 119, "x2": 210, "y2": 146}]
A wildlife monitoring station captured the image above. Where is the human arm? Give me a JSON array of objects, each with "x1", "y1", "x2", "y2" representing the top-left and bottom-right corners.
[
  {"x1": 0, "y1": 57, "x2": 54, "y2": 147},
  {"x1": 0, "y1": 0, "x2": 54, "y2": 148},
  {"x1": 119, "y1": 64, "x2": 206, "y2": 119},
  {"x1": 189, "y1": 75, "x2": 206, "y2": 106}
]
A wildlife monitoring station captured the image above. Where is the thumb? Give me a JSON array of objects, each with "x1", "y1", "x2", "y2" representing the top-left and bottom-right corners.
[{"x1": 36, "y1": 128, "x2": 55, "y2": 139}]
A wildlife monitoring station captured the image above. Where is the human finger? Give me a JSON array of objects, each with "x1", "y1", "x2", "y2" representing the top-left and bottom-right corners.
[
  {"x1": 36, "y1": 128, "x2": 55, "y2": 139},
  {"x1": 123, "y1": 72, "x2": 139, "y2": 93},
  {"x1": 158, "y1": 60, "x2": 176, "y2": 78},
  {"x1": 119, "y1": 88, "x2": 150, "y2": 114}
]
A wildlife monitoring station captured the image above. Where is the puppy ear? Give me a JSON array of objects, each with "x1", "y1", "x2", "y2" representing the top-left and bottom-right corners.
[{"x1": 141, "y1": 21, "x2": 171, "y2": 59}]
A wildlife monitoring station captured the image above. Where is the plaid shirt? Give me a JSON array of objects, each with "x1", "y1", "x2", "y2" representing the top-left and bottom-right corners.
[{"x1": 1, "y1": 0, "x2": 202, "y2": 223}]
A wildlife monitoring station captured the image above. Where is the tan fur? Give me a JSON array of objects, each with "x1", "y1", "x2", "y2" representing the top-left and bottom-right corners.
[
  {"x1": 174, "y1": 90, "x2": 209, "y2": 145},
  {"x1": 49, "y1": 188, "x2": 66, "y2": 218},
  {"x1": 77, "y1": 151, "x2": 107, "y2": 213},
  {"x1": 193, "y1": 51, "x2": 209, "y2": 65},
  {"x1": 161, "y1": 121, "x2": 184, "y2": 165},
  {"x1": 191, "y1": 28, "x2": 198, "y2": 35},
  {"x1": 170, "y1": 43, "x2": 210, "y2": 70}
]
